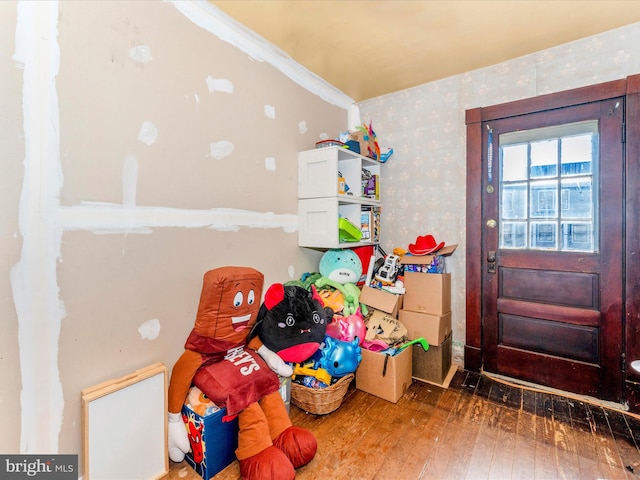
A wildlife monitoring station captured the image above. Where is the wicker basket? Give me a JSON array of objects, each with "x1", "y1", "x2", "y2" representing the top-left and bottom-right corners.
[{"x1": 291, "y1": 373, "x2": 354, "y2": 415}]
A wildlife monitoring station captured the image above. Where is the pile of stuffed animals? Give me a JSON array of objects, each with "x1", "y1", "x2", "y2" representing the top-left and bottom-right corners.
[
  {"x1": 167, "y1": 250, "x2": 368, "y2": 480},
  {"x1": 285, "y1": 249, "x2": 366, "y2": 389}
]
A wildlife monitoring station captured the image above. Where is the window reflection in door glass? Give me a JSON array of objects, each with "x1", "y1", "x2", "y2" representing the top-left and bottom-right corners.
[
  {"x1": 502, "y1": 144, "x2": 528, "y2": 181},
  {"x1": 561, "y1": 134, "x2": 592, "y2": 175},
  {"x1": 498, "y1": 121, "x2": 598, "y2": 252},
  {"x1": 530, "y1": 139, "x2": 558, "y2": 178}
]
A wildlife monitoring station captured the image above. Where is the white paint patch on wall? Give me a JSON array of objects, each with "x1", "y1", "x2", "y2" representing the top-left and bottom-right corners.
[
  {"x1": 122, "y1": 154, "x2": 139, "y2": 206},
  {"x1": 264, "y1": 157, "x2": 276, "y2": 171},
  {"x1": 264, "y1": 105, "x2": 275, "y2": 119},
  {"x1": 319, "y1": 132, "x2": 329, "y2": 140},
  {"x1": 129, "y1": 44, "x2": 152, "y2": 63},
  {"x1": 298, "y1": 121, "x2": 308, "y2": 134},
  {"x1": 287, "y1": 265, "x2": 295, "y2": 279},
  {"x1": 57, "y1": 204, "x2": 298, "y2": 234},
  {"x1": 138, "y1": 120, "x2": 158, "y2": 145},
  {"x1": 138, "y1": 318, "x2": 161, "y2": 340},
  {"x1": 206, "y1": 75, "x2": 233, "y2": 93},
  {"x1": 209, "y1": 140, "x2": 234, "y2": 159},
  {"x1": 12, "y1": 0, "x2": 65, "y2": 454}
]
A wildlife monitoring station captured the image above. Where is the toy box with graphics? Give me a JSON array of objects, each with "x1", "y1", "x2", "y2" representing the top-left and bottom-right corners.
[
  {"x1": 181, "y1": 378, "x2": 292, "y2": 479},
  {"x1": 181, "y1": 403, "x2": 238, "y2": 480}
]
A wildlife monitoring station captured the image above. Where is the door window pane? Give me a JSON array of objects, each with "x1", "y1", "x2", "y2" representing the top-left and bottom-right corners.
[
  {"x1": 501, "y1": 183, "x2": 527, "y2": 219},
  {"x1": 502, "y1": 144, "x2": 528, "y2": 181},
  {"x1": 561, "y1": 134, "x2": 592, "y2": 175},
  {"x1": 501, "y1": 222, "x2": 527, "y2": 248},
  {"x1": 530, "y1": 180, "x2": 557, "y2": 218},
  {"x1": 531, "y1": 222, "x2": 557, "y2": 249},
  {"x1": 561, "y1": 222, "x2": 593, "y2": 251},
  {"x1": 561, "y1": 177, "x2": 592, "y2": 218},
  {"x1": 530, "y1": 139, "x2": 558, "y2": 178},
  {"x1": 499, "y1": 121, "x2": 598, "y2": 252}
]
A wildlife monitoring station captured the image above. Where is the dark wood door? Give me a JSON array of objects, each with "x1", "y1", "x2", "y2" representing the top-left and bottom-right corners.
[{"x1": 480, "y1": 98, "x2": 624, "y2": 400}]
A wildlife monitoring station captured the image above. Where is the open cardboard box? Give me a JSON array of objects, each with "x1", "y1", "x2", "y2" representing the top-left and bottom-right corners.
[
  {"x1": 399, "y1": 244, "x2": 458, "y2": 268},
  {"x1": 359, "y1": 285, "x2": 403, "y2": 318},
  {"x1": 355, "y1": 347, "x2": 412, "y2": 403},
  {"x1": 411, "y1": 333, "x2": 453, "y2": 386}
]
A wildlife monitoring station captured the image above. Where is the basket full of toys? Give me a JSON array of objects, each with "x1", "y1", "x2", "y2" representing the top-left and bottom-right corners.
[
  {"x1": 291, "y1": 372, "x2": 354, "y2": 415},
  {"x1": 289, "y1": 330, "x2": 362, "y2": 415}
]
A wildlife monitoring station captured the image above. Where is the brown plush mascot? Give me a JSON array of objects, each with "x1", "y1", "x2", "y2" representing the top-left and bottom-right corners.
[{"x1": 167, "y1": 266, "x2": 317, "y2": 479}]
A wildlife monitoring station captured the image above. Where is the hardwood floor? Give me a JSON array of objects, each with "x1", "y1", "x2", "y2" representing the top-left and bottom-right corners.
[{"x1": 164, "y1": 369, "x2": 640, "y2": 480}]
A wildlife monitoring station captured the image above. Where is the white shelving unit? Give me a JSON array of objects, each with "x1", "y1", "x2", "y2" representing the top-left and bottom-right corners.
[{"x1": 298, "y1": 146, "x2": 382, "y2": 249}]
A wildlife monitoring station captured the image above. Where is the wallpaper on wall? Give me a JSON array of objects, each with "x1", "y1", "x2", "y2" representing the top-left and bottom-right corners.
[{"x1": 359, "y1": 23, "x2": 640, "y2": 365}]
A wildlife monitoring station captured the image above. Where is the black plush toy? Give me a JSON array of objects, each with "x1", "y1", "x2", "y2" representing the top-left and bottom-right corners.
[{"x1": 250, "y1": 284, "x2": 330, "y2": 364}]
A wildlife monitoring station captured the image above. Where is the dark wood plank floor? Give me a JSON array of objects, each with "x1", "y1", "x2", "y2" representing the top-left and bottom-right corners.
[{"x1": 164, "y1": 369, "x2": 640, "y2": 480}]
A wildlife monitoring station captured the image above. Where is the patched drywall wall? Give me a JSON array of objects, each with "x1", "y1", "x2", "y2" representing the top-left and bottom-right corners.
[
  {"x1": 359, "y1": 22, "x2": 640, "y2": 366},
  {"x1": 2, "y1": 0, "x2": 347, "y2": 463},
  {"x1": 4, "y1": 0, "x2": 639, "y2": 468},
  {"x1": 0, "y1": 0, "x2": 25, "y2": 457}
]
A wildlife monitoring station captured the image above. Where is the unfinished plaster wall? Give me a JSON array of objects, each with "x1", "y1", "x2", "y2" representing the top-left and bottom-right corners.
[
  {"x1": 0, "y1": 0, "x2": 25, "y2": 457},
  {"x1": 2, "y1": 0, "x2": 348, "y2": 462},
  {"x1": 359, "y1": 22, "x2": 640, "y2": 366}
]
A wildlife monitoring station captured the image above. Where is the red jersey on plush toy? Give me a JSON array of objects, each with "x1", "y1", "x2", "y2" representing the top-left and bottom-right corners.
[{"x1": 184, "y1": 267, "x2": 280, "y2": 417}]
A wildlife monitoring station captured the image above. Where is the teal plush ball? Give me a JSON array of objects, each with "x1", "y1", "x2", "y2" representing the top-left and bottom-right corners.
[{"x1": 319, "y1": 249, "x2": 362, "y2": 285}]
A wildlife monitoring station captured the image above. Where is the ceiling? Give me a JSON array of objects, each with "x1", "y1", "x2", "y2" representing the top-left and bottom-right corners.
[{"x1": 211, "y1": 1, "x2": 640, "y2": 102}]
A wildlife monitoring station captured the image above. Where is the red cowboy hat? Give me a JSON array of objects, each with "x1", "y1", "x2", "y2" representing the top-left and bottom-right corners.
[{"x1": 408, "y1": 234, "x2": 445, "y2": 256}]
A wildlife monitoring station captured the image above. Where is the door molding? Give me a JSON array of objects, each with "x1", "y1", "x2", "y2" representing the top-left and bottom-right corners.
[
  {"x1": 624, "y1": 75, "x2": 640, "y2": 411},
  {"x1": 465, "y1": 75, "x2": 640, "y2": 408}
]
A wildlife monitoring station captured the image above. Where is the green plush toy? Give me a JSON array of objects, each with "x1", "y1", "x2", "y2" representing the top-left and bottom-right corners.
[{"x1": 315, "y1": 249, "x2": 367, "y2": 317}]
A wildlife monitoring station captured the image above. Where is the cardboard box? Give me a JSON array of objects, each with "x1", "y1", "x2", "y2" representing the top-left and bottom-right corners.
[
  {"x1": 399, "y1": 309, "x2": 452, "y2": 346},
  {"x1": 412, "y1": 333, "x2": 452, "y2": 385},
  {"x1": 356, "y1": 347, "x2": 412, "y2": 403},
  {"x1": 359, "y1": 285, "x2": 403, "y2": 317},
  {"x1": 403, "y1": 272, "x2": 451, "y2": 315},
  {"x1": 399, "y1": 244, "x2": 458, "y2": 274},
  {"x1": 349, "y1": 130, "x2": 377, "y2": 159},
  {"x1": 182, "y1": 405, "x2": 238, "y2": 480}
]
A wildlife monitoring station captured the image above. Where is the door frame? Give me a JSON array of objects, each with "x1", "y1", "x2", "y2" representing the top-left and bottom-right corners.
[{"x1": 465, "y1": 74, "x2": 640, "y2": 409}]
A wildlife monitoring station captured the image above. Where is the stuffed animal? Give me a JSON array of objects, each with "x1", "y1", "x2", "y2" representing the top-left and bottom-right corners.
[
  {"x1": 310, "y1": 335, "x2": 362, "y2": 378},
  {"x1": 167, "y1": 267, "x2": 317, "y2": 480},
  {"x1": 315, "y1": 277, "x2": 363, "y2": 317},
  {"x1": 326, "y1": 308, "x2": 366, "y2": 346},
  {"x1": 315, "y1": 249, "x2": 367, "y2": 317},
  {"x1": 186, "y1": 385, "x2": 218, "y2": 417},
  {"x1": 319, "y1": 249, "x2": 362, "y2": 284},
  {"x1": 249, "y1": 283, "x2": 330, "y2": 365}
]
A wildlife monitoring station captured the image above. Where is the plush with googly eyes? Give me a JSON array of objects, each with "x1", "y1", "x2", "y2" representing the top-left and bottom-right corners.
[
  {"x1": 251, "y1": 284, "x2": 330, "y2": 364},
  {"x1": 167, "y1": 267, "x2": 318, "y2": 479}
]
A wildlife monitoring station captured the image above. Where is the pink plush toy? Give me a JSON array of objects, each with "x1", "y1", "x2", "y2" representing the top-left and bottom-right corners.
[{"x1": 325, "y1": 308, "x2": 366, "y2": 345}]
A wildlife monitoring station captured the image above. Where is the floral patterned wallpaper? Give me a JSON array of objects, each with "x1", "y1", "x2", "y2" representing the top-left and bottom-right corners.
[{"x1": 359, "y1": 23, "x2": 640, "y2": 366}]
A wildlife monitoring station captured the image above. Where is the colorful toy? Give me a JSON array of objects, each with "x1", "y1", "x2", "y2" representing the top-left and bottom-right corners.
[
  {"x1": 315, "y1": 276, "x2": 362, "y2": 317},
  {"x1": 375, "y1": 254, "x2": 401, "y2": 285},
  {"x1": 319, "y1": 249, "x2": 362, "y2": 285},
  {"x1": 310, "y1": 335, "x2": 362, "y2": 378},
  {"x1": 292, "y1": 364, "x2": 332, "y2": 386},
  {"x1": 167, "y1": 267, "x2": 317, "y2": 480},
  {"x1": 353, "y1": 122, "x2": 381, "y2": 161},
  {"x1": 186, "y1": 385, "x2": 219, "y2": 417},
  {"x1": 379, "y1": 147, "x2": 394, "y2": 163},
  {"x1": 249, "y1": 283, "x2": 329, "y2": 365},
  {"x1": 317, "y1": 288, "x2": 345, "y2": 314},
  {"x1": 326, "y1": 308, "x2": 366, "y2": 346}
]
